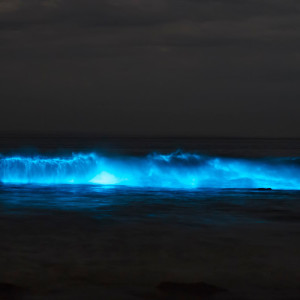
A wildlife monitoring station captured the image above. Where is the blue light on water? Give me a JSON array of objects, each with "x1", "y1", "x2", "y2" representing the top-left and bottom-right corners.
[{"x1": 0, "y1": 152, "x2": 300, "y2": 190}]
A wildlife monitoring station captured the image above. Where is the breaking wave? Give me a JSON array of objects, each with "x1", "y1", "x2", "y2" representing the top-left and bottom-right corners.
[{"x1": 0, "y1": 152, "x2": 300, "y2": 189}]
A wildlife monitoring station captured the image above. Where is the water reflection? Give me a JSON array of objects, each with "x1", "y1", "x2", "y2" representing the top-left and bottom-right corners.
[{"x1": 0, "y1": 184, "x2": 300, "y2": 226}]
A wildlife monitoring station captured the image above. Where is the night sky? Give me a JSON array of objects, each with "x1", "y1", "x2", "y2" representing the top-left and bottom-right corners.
[{"x1": 0, "y1": 0, "x2": 299, "y2": 137}]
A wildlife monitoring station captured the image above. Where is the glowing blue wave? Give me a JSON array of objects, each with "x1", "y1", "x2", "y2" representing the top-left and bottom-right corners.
[{"x1": 0, "y1": 152, "x2": 300, "y2": 190}]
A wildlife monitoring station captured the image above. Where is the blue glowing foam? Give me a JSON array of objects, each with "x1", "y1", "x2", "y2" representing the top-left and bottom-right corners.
[{"x1": 0, "y1": 152, "x2": 299, "y2": 189}]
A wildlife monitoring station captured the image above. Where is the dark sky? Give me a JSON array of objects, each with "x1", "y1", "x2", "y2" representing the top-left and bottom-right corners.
[{"x1": 0, "y1": 0, "x2": 299, "y2": 137}]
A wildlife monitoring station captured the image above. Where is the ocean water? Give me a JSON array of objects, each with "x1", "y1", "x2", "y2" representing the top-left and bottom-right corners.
[{"x1": 0, "y1": 136, "x2": 299, "y2": 299}]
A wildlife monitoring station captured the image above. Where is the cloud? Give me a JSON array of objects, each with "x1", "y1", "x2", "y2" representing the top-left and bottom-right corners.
[
  {"x1": 0, "y1": 0, "x2": 299, "y2": 28},
  {"x1": 0, "y1": 1, "x2": 299, "y2": 92},
  {"x1": 0, "y1": 1, "x2": 299, "y2": 137},
  {"x1": 0, "y1": 0, "x2": 21, "y2": 13}
]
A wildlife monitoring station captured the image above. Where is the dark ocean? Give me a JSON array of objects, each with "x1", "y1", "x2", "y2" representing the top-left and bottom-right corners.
[{"x1": 0, "y1": 135, "x2": 299, "y2": 299}]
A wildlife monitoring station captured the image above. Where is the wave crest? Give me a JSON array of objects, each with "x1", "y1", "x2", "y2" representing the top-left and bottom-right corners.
[{"x1": 0, "y1": 152, "x2": 299, "y2": 189}]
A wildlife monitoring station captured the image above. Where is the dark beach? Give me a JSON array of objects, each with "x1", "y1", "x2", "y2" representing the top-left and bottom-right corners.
[{"x1": 1, "y1": 196, "x2": 299, "y2": 300}]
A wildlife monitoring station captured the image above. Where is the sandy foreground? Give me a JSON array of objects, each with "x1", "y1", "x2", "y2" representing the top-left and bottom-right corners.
[{"x1": 0, "y1": 213, "x2": 299, "y2": 300}]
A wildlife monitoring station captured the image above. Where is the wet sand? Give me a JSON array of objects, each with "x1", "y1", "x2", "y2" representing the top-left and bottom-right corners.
[{"x1": 1, "y1": 213, "x2": 299, "y2": 299}]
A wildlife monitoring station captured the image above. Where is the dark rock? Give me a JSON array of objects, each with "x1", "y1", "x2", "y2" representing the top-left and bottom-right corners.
[
  {"x1": 157, "y1": 281, "x2": 227, "y2": 296},
  {"x1": 256, "y1": 188, "x2": 272, "y2": 191},
  {"x1": 0, "y1": 283, "x2": 29, "y2": 299}
]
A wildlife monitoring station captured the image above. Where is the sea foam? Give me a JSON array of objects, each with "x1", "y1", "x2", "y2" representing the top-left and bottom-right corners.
[{"x1": 0, "y1": 152, "x2": 299, "y2": 189}]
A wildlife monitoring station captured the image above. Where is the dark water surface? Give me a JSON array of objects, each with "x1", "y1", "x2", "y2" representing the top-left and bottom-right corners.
[{"x1": 0, "y1": 136, "x2": 299, "y2": 299}]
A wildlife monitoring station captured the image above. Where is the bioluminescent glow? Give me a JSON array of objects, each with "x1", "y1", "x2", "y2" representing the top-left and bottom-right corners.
[{"x1": 0, "y1": 152, "x2": 300, "y2": 190}]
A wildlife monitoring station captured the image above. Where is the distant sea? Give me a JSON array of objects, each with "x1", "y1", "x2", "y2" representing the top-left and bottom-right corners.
[{"x1": 0, "y1": 135, "x2": 299, "y2": 299}]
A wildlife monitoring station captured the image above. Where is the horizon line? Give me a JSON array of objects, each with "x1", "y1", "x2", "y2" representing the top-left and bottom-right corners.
[{"x1": 0, "y1": 130, "x2": 300, "y2": 140}]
